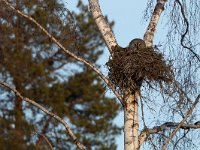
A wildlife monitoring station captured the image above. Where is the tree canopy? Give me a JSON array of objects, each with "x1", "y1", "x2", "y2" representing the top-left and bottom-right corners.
[{"x1": 0, "y1": 0, "x2": 121, "y2": 149}]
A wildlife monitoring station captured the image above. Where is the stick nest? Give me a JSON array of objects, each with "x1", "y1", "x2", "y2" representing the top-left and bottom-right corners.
[{"x1": 107, "y1": 46, "x2": 173, "y2": 94}]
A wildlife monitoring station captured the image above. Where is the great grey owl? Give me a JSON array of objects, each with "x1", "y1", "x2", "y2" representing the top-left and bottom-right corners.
[
  {"x1": 128, "y1": 38, "x2": 146, "y2": 50},
  {"x1": 128, "y1": 38, "x2": 146, "y2": 91}
]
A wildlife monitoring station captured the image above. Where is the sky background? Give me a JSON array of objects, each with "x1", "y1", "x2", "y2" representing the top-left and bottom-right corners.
[{"x1": 66, "y1": 1, "x2": 167, "y2": 149}]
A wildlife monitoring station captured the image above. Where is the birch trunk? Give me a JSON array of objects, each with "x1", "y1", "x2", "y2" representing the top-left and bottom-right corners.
[{"x1": 124, "y1": 92, "x2": 139, "y2": 150}]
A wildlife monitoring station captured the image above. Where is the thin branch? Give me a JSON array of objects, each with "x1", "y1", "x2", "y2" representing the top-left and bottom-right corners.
[
  {"x1": 138, "y1": 120, "x2": 200, "y2": 146},
  {"x1": 175, "y1": 0, "x2": 200, "y2": 62},
  {"x1": 36, "y1": 117, "x2": 51, "y2": 146},
  {"x1": 148, "y1": 136, "x2": 157, "y2": 150},
  {"x1": 162, "y1": 94, "x2": 200, "y2": 150},
  {"x1": 1, "y1": 0, "x2": 123, "y2": 104},
  {"x1": 143, "y1": 0, "x2": 168, "y2": 47},
  {"x1": 140, "y1": 96, "x2": 147, "y2": 129},
  {"x1": 34, "y1": 126, "x2": 53, "y2": 150},
  {"x1": 139, "y1": 77, "x2": 199, "y2": 146},
  {"x1": 0, "y1": 81, "x2": 86, "y2": 150},
  {"x1": 88, "y1": 0, "x2": 117, "y2": 55},
  {"x1": 173, "y1": 129, "x2": 189, "y2": 150}
]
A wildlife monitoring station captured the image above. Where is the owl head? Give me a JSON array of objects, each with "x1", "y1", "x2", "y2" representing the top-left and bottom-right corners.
[{"x1": 129, "y1": 38, "x2": 146, "y2": 50}]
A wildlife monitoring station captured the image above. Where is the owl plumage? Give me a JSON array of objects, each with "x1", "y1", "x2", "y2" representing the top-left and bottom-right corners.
[
  {"x1": 128, "y1": 38, "x2": 146, "y2": 50},
  {"x1": 128, "y1": 38, "x2": 146, "y2": 91}
]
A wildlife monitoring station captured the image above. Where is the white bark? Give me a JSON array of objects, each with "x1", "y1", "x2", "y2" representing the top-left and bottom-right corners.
[
  {"x1": 143, "y1": 0, "x2": 168, "y2": 47},
  {"x1": 124, "y1": 92, "x2": 139, "y2": 150},
  {"x1": 88, "y1": 0, "x2": 117, "y2": 55}
]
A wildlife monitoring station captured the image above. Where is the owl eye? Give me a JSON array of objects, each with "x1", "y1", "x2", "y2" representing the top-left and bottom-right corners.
[{"x1": 134, "y1": 43, "x2": 137, "y2": 47}]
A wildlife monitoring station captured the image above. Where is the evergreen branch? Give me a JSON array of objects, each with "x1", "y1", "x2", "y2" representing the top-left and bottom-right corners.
[
  {"x1": 1, "y1": 0, "x2": 123, "y2": 104},
  {"x1": 0, "y1": 80, "x2": 86, "y2": 150}
]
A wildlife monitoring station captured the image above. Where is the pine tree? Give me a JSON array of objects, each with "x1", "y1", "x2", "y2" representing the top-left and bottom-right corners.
[{"x1": 0, "y1": 0, "x2": 121, "y2": 149}]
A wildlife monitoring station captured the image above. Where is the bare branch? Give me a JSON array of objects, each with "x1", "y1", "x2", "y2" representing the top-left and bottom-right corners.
[
  {"x1": 139, "y1": 120, "x2": 200, "y2": 146},
  {"x1": 175, "y1": 0, "x2": 200, "y2": 62},
  {"x1": 1, "y1": 0, "x2": 123, "y2": 104},
  {"x1": 162, "y1": 94, "x2": 200, "y2": 150},
  {"x1": 34, "y1": 126, "x2": 53, "y2": 150},
  {"x1": 36, "y1": 117, "x2": 51, "y2": 146},
  {"x1": 88, "y1": 0, "x2": 117, "y2": 55},
  {"x1": 0, "y1": 81, "x2": 86, "y2": 150},
  {"x1": 144, "y1": 0, "x2": 168, "y2": 47},
  {"x1": 140, "y1": 97, "x2": 147, "y2": 129},
  {"x1": 173, "y1": 129, "x2": 189, "y2": 150}
]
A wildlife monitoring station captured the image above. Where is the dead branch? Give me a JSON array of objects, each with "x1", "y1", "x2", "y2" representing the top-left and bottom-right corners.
[
  {"x1": 0, "y1": 80, "x2": 86, "y2": 150},
  {"x1": 1, "y1": 0, "x2": 123, "y2": 104}
]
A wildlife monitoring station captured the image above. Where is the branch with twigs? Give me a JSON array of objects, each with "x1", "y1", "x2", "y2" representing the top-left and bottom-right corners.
[
  {"x1": 162, "y1": 94, "x2": 200, "y2": 150},
  {"x1": 175, "y1": 0, "x2": 200, "y2": 62},
  {"x1": 138, "y1": 78, "x2": 200, "y2": 146},
  {"x1": 1, "y1": 0, "x2": 123, "y2": 104},
  {"x1": 0, "y1": 81, "x2": 86, "y2": 150},
  {"x1": 139, "y1": 118, "x2": 200, "y2": 146}
]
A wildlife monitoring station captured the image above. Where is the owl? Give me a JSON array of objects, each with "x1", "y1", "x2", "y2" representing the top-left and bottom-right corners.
[
  {"x1": 128, "y1": 38, "x2": 146, "y2": 91},
  {"x1": 128, "y1": 38, "x2": 146, "y2": 50}
]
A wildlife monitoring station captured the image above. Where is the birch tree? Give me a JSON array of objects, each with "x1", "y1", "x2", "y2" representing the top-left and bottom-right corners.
[{"x1": 0, "y1": 0, "x2": 200, "y2": 150}]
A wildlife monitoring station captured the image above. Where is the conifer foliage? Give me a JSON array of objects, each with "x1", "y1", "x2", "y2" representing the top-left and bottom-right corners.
[{"x1": 0, "y1": 0, "x2": 121, "y2": 149}]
